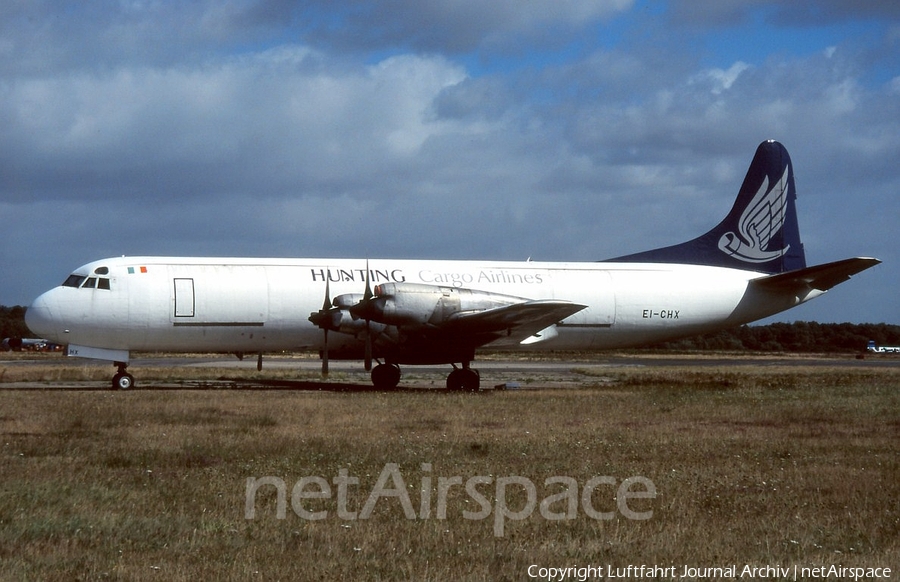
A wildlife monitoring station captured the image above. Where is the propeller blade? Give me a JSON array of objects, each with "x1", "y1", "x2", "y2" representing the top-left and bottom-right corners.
[
  {"x1": 363, "y1": 260, "x2": 373, "y2": 371},
  {"x1": 364, "y1": 323, "x2": 372, "y2": 371},
  {"x1": 309, "y1": 270, "x2": 334, "y2": 377},
  {"x1": 363, "y1": 259, "x2": 373, "y2": 302},
  {"x1": 322, "y1": 276, "x2": 332, "y2": 310},
  {"x1": 322, "y1": 329, "x2": 329, "y2": 376},
  {"x1": 323, "y1": 274, "x2": 331, "y2": 376}
]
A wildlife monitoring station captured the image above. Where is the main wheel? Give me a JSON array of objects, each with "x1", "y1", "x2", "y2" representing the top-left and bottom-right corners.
[
  {"x1": 112, "y1": 372, "x2": 135, "y2": 390},
  {"x1": 446, "y1": 369, "x2": 480, "y2": 392},
  {"x1": 371, "y1": 363, "x2": 401, "y2": 389}
]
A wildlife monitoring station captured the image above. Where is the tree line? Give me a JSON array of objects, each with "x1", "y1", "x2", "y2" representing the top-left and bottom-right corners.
[
  {"x1": 0, "y1": 306, "x2": 30, "y2": 342},
  {"x1": 652, "y1": 321, "x2": 900, "y2": 353},
  {"x1": 2, "y1": 304, "x2": 897, "y2": 353}
]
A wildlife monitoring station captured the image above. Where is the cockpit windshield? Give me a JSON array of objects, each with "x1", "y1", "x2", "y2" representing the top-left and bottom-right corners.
[{"x1": 62, "y1": 271, "x2": 111, "y2": 290}]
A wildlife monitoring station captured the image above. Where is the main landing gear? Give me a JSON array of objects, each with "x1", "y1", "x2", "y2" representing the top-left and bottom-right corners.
[
  {"x1": 446, "y1": 365, "x2": 480, "y2": 392},
  {"x1": 369, "y1": 362, "x2": 481, "y2": 391},
  {"x1": 111, "y1": 361, "x2": 134, "y2": 390},
  {"x1": 371, "y1": 363, "x2": 402, "y2": 389}
]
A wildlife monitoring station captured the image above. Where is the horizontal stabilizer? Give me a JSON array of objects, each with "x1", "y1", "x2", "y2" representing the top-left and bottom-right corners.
[{"x1": 752, "y1": 257, "x2": 881, "y2": 292}]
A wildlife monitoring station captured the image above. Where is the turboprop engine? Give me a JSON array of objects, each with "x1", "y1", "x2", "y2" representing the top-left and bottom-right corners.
[
  {"x1": 347, "y1": 282, "x2": 529, "y2": 328},
  {"x1": 309, "y1": 276, "x2": 538, "y2": 377}
]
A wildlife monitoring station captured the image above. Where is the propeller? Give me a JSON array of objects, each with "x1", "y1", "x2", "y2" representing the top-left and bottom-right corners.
[
  {"x1": 360, "y1": 261, "x2": 374, "y2": 371},
  {"x1": 341, "y1": 260, "x2": 378, "y2": 371},
  {"x1": 310, "y1": 261, "x2": 381, "y2": 374},
  {"x1": 308, "y1": 274, "x2": 337, "y2": 376}
]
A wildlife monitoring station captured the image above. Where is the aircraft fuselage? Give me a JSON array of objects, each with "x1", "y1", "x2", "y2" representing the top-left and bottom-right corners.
[{"x1": 27, "y1": 256, "x2": 813, "y2": 360}]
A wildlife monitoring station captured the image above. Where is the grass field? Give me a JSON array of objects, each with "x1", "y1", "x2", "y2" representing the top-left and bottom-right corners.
[{"x1": 1, "y1": 358, "x2": 898, "y2": 580}]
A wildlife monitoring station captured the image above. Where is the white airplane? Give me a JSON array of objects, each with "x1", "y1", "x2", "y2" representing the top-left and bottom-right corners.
[
  {"x1": 26, "y1": 140, "x2": 880, "y2": 390},
  {"x1": 867, "y1": 341, "x2": 900, "y2": 354}
]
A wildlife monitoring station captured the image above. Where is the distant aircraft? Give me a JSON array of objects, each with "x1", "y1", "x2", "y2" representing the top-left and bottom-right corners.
[
  {"x1": 867, "y1": 341, "x2": 900, "y2": 354},
  {"x1": 2, "y1": 337, "x2": 50, "y2": 351},
  {"x1": 26, "y1": 141, "x2": 880, "y2": 390}
]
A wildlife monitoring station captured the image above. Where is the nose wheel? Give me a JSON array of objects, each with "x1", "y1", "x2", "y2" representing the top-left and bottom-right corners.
[{"x1": 112, "y1": 362, "x2": 135, "y2": 390}]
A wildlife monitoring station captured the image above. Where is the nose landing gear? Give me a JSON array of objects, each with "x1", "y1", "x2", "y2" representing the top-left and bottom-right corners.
[{"x1": 112, "y1": 362, "x2": 135, "y2": 390}]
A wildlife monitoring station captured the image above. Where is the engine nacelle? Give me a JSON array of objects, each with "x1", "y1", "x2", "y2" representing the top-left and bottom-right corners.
[
  {"x1": 360, "y1": 282, "x2": 527, "y2": 327},
  {"x1": 333, "y1": 294, "x2": 363, "y2": 309}
]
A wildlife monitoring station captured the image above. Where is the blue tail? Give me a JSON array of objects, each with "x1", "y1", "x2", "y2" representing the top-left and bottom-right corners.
[{"x1": 604, "y1": 140, "x2": 806, "y2": 274}]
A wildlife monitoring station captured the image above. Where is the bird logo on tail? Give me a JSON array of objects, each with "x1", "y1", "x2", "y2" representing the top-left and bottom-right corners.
[{"x1": 717, "y1": 165, "x2": 791, "y2": 263}]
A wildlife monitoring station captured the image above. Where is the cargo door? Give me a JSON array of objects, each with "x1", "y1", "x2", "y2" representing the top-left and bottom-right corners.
[{"x1": 174, "y1": 278, "x2": 195, "y2": 318}]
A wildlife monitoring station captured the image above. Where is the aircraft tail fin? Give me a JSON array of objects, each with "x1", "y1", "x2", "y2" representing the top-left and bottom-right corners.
[{"x1": 604, "y1": 140, "x2": 806, "y2": 274}]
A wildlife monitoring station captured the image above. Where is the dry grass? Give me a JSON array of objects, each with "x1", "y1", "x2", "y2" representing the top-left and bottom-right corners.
[
  {"x1": 0, "y1": 352, "x2": 328, "y2": 385},
  {"x1": 0, "y1": 361, "x2": 898, "y2": 580}
]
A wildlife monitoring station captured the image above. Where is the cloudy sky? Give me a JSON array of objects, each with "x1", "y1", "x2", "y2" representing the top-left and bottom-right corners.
[{"x1": 2, "y1": 1, "x2": 898, "y2": 324}]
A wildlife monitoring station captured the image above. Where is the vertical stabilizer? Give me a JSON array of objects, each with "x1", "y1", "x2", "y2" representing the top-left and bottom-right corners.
[{"x1": 604, "y1": 140, "x2": 806, "y2": 274}]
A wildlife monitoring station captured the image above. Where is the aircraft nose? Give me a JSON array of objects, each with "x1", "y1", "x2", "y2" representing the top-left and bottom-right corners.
[{"x1": 26, "y1": 290, "x2": 64, "y2": 342}]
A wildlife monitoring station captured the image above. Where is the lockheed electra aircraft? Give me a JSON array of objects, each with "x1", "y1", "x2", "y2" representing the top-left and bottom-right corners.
[{"x1": 26, "y1": 141, "x2": 880, "y2": 390}]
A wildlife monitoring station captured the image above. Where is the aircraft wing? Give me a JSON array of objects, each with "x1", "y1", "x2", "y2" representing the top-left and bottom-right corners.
[
  {"x1": 752, "y1": 257, "x2": 881, "y2": 292},
  {"x1": 444, "y1": 300, "x2": 587, "y2": 345},
  {"x1": 314, "y1": 281, "x2": 587, "y2": 363}
]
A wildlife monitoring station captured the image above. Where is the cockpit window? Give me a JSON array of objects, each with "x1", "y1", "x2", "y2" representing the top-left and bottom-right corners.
[
  {"x1": 61, "y1": 274, "x2": 111, "y2": 290},
  {"x1": 94, "y1": 266, "x2": 109, "y2": 275},
  {"x1": 63, "y1": 275, "x2": 86, "y2": 288}
]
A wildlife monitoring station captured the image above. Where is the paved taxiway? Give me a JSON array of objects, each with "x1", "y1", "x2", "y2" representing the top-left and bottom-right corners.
[{"x1": 2, "y1": 352, "x2": 898, "y2": 391}]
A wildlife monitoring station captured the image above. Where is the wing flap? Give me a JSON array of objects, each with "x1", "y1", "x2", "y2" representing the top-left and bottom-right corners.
[{"x1": 752, "y1": 257, "x2": 880, "y2": 292}]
